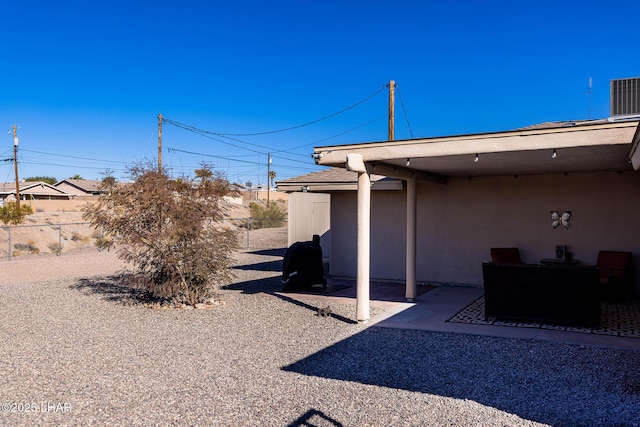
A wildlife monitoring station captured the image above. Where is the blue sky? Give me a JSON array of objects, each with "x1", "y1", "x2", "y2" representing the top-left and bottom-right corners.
[{"x1": 2, "y1": 1, "x2": 639, "y2": 184}]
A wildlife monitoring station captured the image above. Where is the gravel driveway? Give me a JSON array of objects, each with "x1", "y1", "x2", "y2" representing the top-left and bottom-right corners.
[{"x1": 1, "y1": 227, "x2": 639, "y2": 426}]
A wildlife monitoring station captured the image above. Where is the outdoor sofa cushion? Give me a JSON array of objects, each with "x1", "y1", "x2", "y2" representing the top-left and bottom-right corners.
[
  {"x1": 490, "y1": 247, "x2": 522, "y2": 264},
  {"x1": 596, "y1": 250, "x2": 633, "y2": 300}
]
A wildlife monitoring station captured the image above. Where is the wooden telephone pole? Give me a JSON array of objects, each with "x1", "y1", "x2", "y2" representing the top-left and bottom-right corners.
[
  {"x1": 267, "y1": 152, "x2": 271, "y2": 205},
  {"x1": 158, "y1": 114, "x2": 163, "y2": 173},
  {"x1": 13, "y1": 125, "x2": 20, "y2": 210},
  {"x1": 388, "y1": 80, "x2": 395, "y2": 141}
]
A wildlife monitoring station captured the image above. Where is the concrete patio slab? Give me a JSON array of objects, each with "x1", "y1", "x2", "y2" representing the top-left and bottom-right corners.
[{"x1": 285, "y1": 280, "x2": 640, "y2": 351}]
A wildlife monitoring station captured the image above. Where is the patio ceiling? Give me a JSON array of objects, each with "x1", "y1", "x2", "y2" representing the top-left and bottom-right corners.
[{"x1": 314, "y1": 120, "x2": 640, "y2": 179}]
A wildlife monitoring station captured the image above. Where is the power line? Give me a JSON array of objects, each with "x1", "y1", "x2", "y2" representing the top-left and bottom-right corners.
[
  {"x1": 285, "y1": 114, "x2": 387, "y2": 151},
  {"x1": 164, "y1": 84, "x2": 386, "y2": 137},
  {"x1": 163, "y1": 121, "x2": 267, "y2": 154},
  {"x1": 21, "y1": 148, "x2": 130, "y2": 165},
  {"x1": 396, "y1": 85, "x2": 414, "y2": 138},
  {"x1": 165, "y1": 111, "x2": 387, "y2": 159},
  {"x1": 167, "y1": 147, "x2": 317, "y2": 173},
  {"x1": 168, "y1": 147, "x2": 264, "y2": 166},
  {"x1": 18, "y1": 160, "x2": 127, "y2": 172}
]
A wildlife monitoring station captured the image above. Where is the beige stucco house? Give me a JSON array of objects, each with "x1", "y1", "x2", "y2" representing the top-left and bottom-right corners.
[
  {"x1": 54, "y1": 179, "x2": 103, "y2": 197},
  {"x1": 282, "y1": 118, "x2": 640, "y2": 322},
  {"x1": 0, "y1": 181, "x2": 73, "y2": 202}
]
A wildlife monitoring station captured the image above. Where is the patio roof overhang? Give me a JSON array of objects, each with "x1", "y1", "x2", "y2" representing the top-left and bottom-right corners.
[
  {"x1": 313, "y1": 120, "x2": 640, "y2": 180},
  {"x1": 311, "y1": 119, "x2": 640, "y2": 323}
]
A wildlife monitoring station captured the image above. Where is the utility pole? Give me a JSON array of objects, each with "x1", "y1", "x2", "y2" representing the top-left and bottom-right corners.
[
  {"x1": 158, "y1": 114, "x2": 163, "y2": 173},
  {"x1": 267, "y1": 152, "x2": 271, "y2": 205},
  {"x1": 587, "y1": 77, "x2": 593, "y2": 120},
  {"x1": 13, "y1": 125, "x2": 20, "y2": 210},
  {"x1": 388, "y1": 80, "x2": 395, "y2": 141}
]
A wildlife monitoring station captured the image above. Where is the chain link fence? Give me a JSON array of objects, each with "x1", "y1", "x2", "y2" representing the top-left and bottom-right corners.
[{"x1": 0, "y1": 218, "x2": 287, "y2": 261}]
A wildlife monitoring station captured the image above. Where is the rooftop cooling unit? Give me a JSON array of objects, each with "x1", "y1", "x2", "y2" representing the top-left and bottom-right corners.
[{"x1": 610, "y1": 77, "x2": 640, "y2": 117}]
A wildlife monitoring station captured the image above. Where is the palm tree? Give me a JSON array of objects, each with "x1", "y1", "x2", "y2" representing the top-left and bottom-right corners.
[{"x1": 268, "y1": 171, "x2": 276, "y2": 189}]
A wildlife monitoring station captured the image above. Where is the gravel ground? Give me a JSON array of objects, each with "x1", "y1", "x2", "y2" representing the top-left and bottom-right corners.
[{"x1": 1, "y1": 227, "x2": 640, "y2": 426}]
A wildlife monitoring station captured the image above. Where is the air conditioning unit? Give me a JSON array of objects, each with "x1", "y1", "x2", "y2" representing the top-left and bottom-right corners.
[{"x1": 610, "y1": 77, "x2": 640, "y2": 117}]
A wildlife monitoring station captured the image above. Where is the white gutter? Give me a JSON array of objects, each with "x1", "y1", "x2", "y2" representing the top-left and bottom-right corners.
[{"x1": 315, "y1": 121, "x2": 638, "y2": 167}]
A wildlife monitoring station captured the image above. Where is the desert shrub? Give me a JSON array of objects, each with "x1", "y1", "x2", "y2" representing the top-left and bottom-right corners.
[
  {"x1": 71, "y1": 231, "x2": 89, "y2": 242},
  {"x1": 14, "y1": 241, "x2": 39, "y2": 254},
  {"x1": 249, "y1": 201, "x2": 286, "y2": 229},
  {"x1": 83, "y1": 163, "x2": 238, "y2": 306},
  {"x1": 48, "y1": 242, "x2": 61, "y2": 254},
  {"x1": 0, "y1": 202, "x2": 33, "y2": 225},
  {"x1": 93, "y1": 235, "x2": 112, "y2": 249}
]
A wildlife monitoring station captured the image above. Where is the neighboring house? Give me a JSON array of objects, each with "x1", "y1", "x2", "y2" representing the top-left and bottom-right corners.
[
  {"x1": 301, "y1": 116, "x2": 640, "y2": 322},
  {"x1": 0, "y1": 181, "x2": 73, "y2": 202},
  {"x1": 54, "y1": 179, "x2": 104, "y2": 196}
]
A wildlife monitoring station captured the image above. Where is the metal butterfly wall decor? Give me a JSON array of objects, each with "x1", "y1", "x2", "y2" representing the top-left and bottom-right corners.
[{"x1": 551, "y1": 211, "x2": 571, "y2": 229}]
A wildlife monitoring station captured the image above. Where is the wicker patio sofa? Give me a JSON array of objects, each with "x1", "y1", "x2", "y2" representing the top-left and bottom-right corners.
[{"x1": 482, "y1": 262, "x2": 600, "y2": 326}]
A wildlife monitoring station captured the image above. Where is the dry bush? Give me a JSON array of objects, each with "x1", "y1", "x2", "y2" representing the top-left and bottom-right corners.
[
  {"x1": 248, "y1": 201, "x2": 287, "y2": 229},
  {"x1": 83, "y1": 163, "x2": 238, "y2": 306},
  {"x1": 71, "y1": 231, "x2": 89, "y2": 242},
  {"x1": 14, "y1": 240, "x2": 40, "y2": 254},
  {"x1": 93, "y1": 235, "x2": 112, "y2": 249}
]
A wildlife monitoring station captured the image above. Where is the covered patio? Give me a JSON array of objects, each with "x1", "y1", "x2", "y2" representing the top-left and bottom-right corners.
[
  {"x1": 311, "y1": 119, "x2": 640, "y2": 323},
  {"x1": 279, "y1": 278, "x2": 640, "y2": 351}
]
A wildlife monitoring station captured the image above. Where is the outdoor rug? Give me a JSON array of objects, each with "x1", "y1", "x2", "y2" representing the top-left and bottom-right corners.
[{"x1": 447, "y1": 296, "x2": 640, "y2": 338}]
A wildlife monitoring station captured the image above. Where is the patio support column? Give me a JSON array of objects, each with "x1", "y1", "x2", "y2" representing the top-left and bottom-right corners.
[
  {"x1": 405, "y1": 177, "x2": 417, "y2": 301},
  {"x1": 346, "y1": 153, "x2": 371, "y2": 323},
  {"x1": 356, "y1": 170, "x2": 371, "y2": 323}
]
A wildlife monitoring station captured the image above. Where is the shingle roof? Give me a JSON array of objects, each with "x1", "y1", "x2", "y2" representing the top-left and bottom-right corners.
[
  {"x1": 55, "y1": 179, "x2": 102, "y2": 192},
  {"x1": 516, "y1": 118, "x2": 611, "y2": 130},
  {"x1": 277, "y1": 167, "x2": 389, "y2": 184},
  {"x1": 0, "y1": 181, "x2": 70, "y2": 195}
]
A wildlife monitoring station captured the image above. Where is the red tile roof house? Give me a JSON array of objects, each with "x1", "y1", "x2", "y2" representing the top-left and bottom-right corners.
[{"x1": 279, "y1": 117, "x2": 640, "y2": 323}]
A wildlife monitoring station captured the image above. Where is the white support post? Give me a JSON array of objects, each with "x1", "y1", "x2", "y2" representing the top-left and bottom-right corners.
[
  {"x1": 405, "y1": 177, "x2": 417, "y2": 301},
  {"x1": 346, "y1": 153, "x2": 371, "y2": 324},
  {"x1": 356, "y1": 170, "x2": 371, "y2": 323}
]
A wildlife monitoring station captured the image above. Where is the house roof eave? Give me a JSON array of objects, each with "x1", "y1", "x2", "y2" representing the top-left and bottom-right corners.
[{"x1": 314, "y1": 120, "x2": 640, "y2": 178}]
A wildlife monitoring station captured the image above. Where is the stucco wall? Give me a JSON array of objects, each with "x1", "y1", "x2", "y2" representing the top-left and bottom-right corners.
[
  {"x1": 242, "y1": 191, "x2": 289, "y2": 202},
  {"x1": 330, "y1": 190, "x2": 407, "y2": 280},
  {"x1": 329, "y1": 170, "x2": 640, "y2": 293},
  {"x1": 288, "y1": 192, "x2": 331, "y2": 258},
  {"x1": 20, "y1": 198, "x2": 98, "y2": 212}
]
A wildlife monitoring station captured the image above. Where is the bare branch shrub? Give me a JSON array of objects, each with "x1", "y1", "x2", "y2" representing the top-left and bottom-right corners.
[{"x1": 82, "y1": 163, "x2": 238, "y2": 306}]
